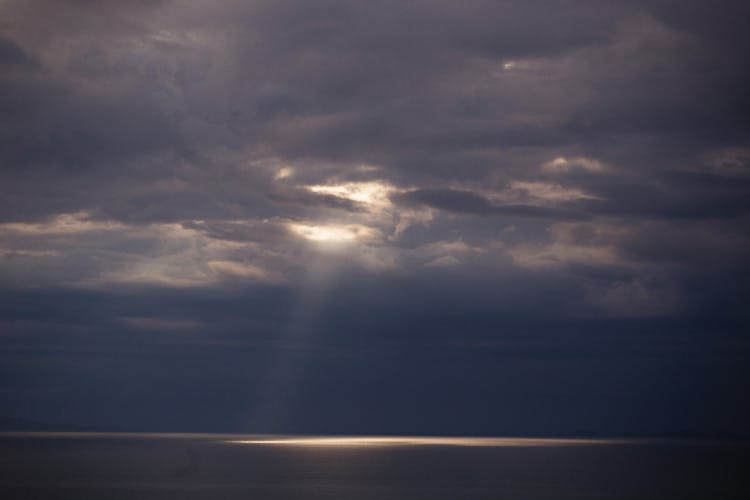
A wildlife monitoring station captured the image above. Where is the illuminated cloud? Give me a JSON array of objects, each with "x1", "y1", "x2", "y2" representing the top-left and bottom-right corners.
[
  {"x1": 207, "y1": 260, "x2": 282, "y2": 282},
  {"x1": 507, "y1": 222, "x2": 623, "y2": 269},
  {"x1": 274, "y1": 167, "x2": 295, "y2": 180},
  {"x1": 541, "y1": 157, "x2": 607, "y2": 174},
  {"x1": 508, "y1": 241, "x2": 617, "y2": 270},
  {"x1": 306, "y1": 181, "x2": 396, "y2": 211},
  {"x1": 507, "y1": 181, "x2": 599, "y2": 203},
  {"x1": 0, "y1": 214, "x2": 291, "y2": 287},
  {"x1": 287, "y1": 222, "x2": 379, "y2": 244},
  {"x1": 425, "y1": 255, "x2": 460, "y2": 268},
  {"x1": 0, "y1": 212, "x2": 125, "y2": 235}
]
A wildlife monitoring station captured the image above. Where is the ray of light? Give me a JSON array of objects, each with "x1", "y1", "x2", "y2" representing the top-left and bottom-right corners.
[{"x1": 244, "y1": 250, "x2": 343, "y2": 432}]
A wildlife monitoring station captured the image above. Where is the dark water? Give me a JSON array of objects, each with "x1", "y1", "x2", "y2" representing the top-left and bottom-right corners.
[{"x1": 0, "y1": 434, "x2": 747, "y2": 499}]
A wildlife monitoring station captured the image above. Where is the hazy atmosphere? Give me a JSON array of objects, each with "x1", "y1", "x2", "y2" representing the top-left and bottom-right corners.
[{"x1": 1, "y1": 0, "x2": 749, "y2": 437}]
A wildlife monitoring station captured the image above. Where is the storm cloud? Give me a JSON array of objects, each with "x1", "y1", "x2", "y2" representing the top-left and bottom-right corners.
[{"x1": 1, "y1": 0, "x2": 748, "y2": 436}]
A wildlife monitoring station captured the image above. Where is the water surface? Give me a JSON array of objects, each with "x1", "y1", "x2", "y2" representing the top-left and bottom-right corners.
[{"x1": 1, "y1": 433, "x2": 746, "y2": 499}]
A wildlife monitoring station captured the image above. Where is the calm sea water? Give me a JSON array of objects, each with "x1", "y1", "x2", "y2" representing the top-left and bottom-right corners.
[{"x1": 0, "y1": 433, "x2": 747, "y2": 499}]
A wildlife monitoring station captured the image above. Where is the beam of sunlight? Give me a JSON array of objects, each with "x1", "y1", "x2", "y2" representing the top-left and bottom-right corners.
[{"x1": 245, "y1": 248, "x2": 346, "y2": 432}]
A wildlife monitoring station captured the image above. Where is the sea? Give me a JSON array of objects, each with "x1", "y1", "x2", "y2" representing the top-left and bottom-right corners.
[{"x1": 0, "y1": 433, "x2": 747, "y2": 499}]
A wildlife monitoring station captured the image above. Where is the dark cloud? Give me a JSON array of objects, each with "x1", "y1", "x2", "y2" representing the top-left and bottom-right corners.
[
  {"x1": 0, "y1": 37, "x2": 39, "y2": 69},
  {"x1": 394, "y1": 188, "x2": 584, "y2": 219},
  {"x1": 0, "y1": 0, "x2": 749, "y2": 436},
  {"x1": 1, "y1": 279, "x2": 747, "y2": 435},
  {"x1": 395, "y1": 189, "x2": 496, "y2": 215},
  {"x1": 570, "y1": 171, "x2": 750, "y2": 220}
]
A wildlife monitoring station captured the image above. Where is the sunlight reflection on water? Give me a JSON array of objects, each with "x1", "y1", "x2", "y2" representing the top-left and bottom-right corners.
[
  {"x1": 1, "y1": 433, "x2": 747, "y2": 499},
  {"x1": 224, "y1": 435, "x2": 626, "y2": 447}
]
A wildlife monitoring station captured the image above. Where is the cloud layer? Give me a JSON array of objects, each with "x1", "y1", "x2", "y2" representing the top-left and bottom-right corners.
[{"x1": 1, "y1": 0, "x2": 749, "y2": 435}]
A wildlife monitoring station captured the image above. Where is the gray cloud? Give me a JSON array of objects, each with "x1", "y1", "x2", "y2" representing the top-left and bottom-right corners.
[
  {"x1": 0, "y1": 37, "x2": 39, "y2": 69},
  {"x1": 394, "y1": 188, "x2": 585, "y2": 219},
  {"x1": 1, "y1": 0, "x2": 749, "y2": 435}
]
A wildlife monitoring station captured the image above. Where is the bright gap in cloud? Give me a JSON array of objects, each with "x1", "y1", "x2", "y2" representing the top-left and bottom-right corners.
[
  {"x1": 287, "y1": 222, "x2": 378, "y2": 244},
  {"x1": 542, "y1": 156, "x2": 606, "y2": 173},
  {"x1": 306, "y1": 181, "x2": 395, "y2": 210}
]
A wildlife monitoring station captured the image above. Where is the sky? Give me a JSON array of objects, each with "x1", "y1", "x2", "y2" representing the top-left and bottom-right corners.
[{"x1": 1, "y1": 0, "x2": 749, "y2": 436}]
